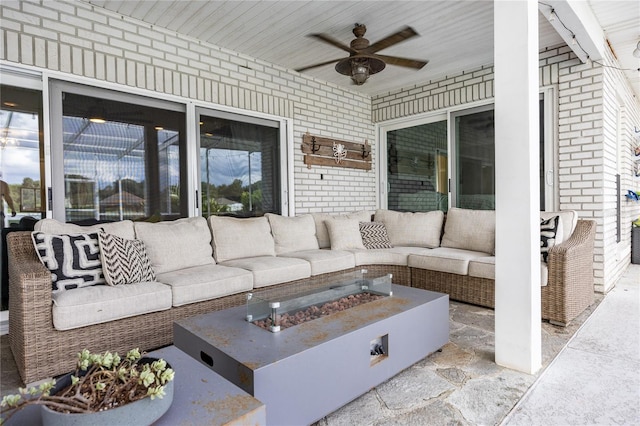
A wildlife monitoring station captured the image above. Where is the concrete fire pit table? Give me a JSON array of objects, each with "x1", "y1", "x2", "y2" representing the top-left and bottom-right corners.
[{"x1": 174, "y1": 275, "x2": 448, "y2": 425}]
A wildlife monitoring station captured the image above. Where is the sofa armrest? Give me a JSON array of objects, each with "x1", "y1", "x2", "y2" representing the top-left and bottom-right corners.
[
  {"x1": 7, "y1": 231, "x2": 55, "y2": 380},
  {"x1": 543, "y1": 219, "x2": 596, "y2": 324}
]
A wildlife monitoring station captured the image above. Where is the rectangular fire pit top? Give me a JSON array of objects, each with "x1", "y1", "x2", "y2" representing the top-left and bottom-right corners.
[{"x1": 246, "y1": 270, "x2": 393, "y2": 332}]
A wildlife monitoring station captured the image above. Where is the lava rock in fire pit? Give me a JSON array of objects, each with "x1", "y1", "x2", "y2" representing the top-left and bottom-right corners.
[{"x1": 253, "y1": 292, "x2": 384, "y2": 331}]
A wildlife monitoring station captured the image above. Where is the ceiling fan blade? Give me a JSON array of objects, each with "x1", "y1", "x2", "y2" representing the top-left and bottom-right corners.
[
  {"x1": 374, "y1": 54, "x2": 429, "y2": 69},
  {"x1": 309, "y1": 33, "x2": 358, "y2": 54},
  {"x1": 295, "y1": 58, "x2": 344, "y2": 72},
  {"x1": 362, "y1": 26, "x2": 419, "y2": 54}
]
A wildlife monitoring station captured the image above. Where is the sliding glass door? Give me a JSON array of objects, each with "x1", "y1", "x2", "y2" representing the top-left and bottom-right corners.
[
  {"x1": 386, "y1": 118, "x2": 448, "y2": 212},
  {"x1": 381, "y1": 94, "x2": 555, "y2": 213},
  {"x1": 450, "y1": 106, "x2": 495, "y2": 210},
  {"x1": 197, "y1": 109, "x2": 282, "y2": 217},
  {"x1": 49, "y1": 81, "x2": 188, "y2": 222}
]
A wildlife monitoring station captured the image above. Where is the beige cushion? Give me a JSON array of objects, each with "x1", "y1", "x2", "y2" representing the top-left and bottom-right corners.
[
  {"x1": 541, "y1": 262, "x2": 548, "y2": 287},
  {"x1": 156, "y1": 264, "x2": 253, "y2": 307},
  {"x1": 134, "y1": 217, "x2": 214, "y2": 274},
  {"x1": 350, "y1": 246, "x2": 433, "y2": 266},
  {"x1": 441, "y1": 208, "x2": 495, "y2": 254},
  {"x1": 35, "y1": 219, "x2": 135, "y2": 240},
  {"x1": 541, "y1": 210, "x2": 578, "y2": 244},
  {"x1": 467, "y1": 256, "x2": 548, "y2": 286},
  {"x1": 51, "y1": 282, "x2": 172, "y2": 331},
  {"x1": 408, "y1": 247, "x2": 490, "y2": 275},
  {"x1": 208, "y1": 216, "x2": 275, "y2": 263},
  {"x1": 325, "y1": 218, "x2": 366, "y2": 250},
  {"x1": 266, "y1": 214, "x2": 319, "y2": 255},
  {"x1": 280, "y1": 249, "x2": 355, "y2": 276},
  {"x1": 468, "y1": 256, "x2": 495, "y2": 279},
  {"x1": 374, "y1": 209, "x2": 444, "y2": 248},
  {"x1": 220, "y1": 256, "x2": 311, "y2": 288},
  {"x1": 312, "y1": 211, "x2": 372, "y2": 248}
]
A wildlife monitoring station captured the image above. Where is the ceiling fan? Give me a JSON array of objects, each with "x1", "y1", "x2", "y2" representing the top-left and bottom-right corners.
[{"x1": 296, "y1": 23, "x2": 429, "y2": 85}]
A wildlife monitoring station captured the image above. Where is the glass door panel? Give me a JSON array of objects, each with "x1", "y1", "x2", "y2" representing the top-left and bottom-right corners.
[
  {"x1": 1, "y1": 84, "x2": 44, "y2": 310},
  {"x1": 199, "y1": 111, "x2": 280, "y2": 217},
  {"x1": 452, "y1": 108, "x2": 495, "y2": 210},
  {"x1": 60, "y1": 92, "x2": 186, "y2": 222},
  {"x1": 387, "y1": 120, "x2": 448, "y2": 212}
]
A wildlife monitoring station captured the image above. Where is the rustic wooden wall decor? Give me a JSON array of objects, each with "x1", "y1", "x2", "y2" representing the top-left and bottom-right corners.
[{"x1": 301, "y1": 133, "x2": 371, "y2": 170}]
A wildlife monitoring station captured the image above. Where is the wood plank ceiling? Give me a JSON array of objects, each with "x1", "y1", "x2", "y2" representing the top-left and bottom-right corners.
[{"x1": 83, "y1": 1, "x2": 637, "y2": 98}]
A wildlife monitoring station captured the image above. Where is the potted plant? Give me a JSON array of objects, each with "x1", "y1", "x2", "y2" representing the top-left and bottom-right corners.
[{"x1": 0, "y1": 348, "x2": 175, "y2": 426}]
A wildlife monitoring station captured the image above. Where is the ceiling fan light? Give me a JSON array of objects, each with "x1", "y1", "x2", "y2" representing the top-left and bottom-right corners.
[
  {"x1": 351, "y1": 60, "x2": 370, "y2": 85},
  {"x1": 633, "y1": 41, "x2": 640, "y2": 59}
]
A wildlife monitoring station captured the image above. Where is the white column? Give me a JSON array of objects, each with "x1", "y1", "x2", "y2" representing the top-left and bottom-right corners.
[{"x1": 494, "y1": 0, "x2": 541, "y2": 374}]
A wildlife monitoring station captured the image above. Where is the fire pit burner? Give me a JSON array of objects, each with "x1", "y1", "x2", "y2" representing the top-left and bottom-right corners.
[
  {"x1": 246, "y1": 270, "x2": 393, "y2": 332},
  {"x1": 252, "y1": 292, "x2": 384, "y2": 330}
]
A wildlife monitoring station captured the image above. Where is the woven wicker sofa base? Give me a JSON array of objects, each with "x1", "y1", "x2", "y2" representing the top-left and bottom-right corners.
[{"x1": 411, "y1": 269, "x2": 495, "y2": 309}]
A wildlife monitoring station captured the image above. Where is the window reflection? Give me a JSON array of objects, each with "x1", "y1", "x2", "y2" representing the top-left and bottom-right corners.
[
  {"x1": 199, "y1": 114, "x2": 280, "y2": 217},
  {"x1": 0, "y1": 85, "x2": 44, "y2": 226},
  {"x1": 61, "y1": 93, "x2": 186, "y2": 222}
]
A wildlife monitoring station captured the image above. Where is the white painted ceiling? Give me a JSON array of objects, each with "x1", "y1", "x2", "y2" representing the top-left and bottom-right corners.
[{"x1": 83, "y1": 1, "x2": 638, "y2": 98}]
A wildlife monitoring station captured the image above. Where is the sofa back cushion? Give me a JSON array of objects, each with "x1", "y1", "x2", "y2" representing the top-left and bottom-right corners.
[
  {"x1": 374, "y1": 209, "x2": 444, "y2": 248},
  {"x1": 266, "y1": 213, "x2": 319, "y2": 255},
  {"x1": 540, "y1": 210, "x2": 577, "y2": 244},
  {"x1": 441, "y1": 208, "x2": 495, "y2": 254},
  {"x1": 134, "y1": 217, "x2": 214, "y2": 274},
  {"x1": 312, "y1": 211, "x2": 372, "y2": 248},
  {"x1": 208, "y1": 216, "x2": 275, "y2": 262},
  {"x1": 35, "y1": 218, "x2": 135, "y2": 240}
]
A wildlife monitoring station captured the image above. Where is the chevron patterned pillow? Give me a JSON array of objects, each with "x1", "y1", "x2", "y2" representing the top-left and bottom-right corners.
[
  {"x1": 359, "y1": 221, "x2": 393, "y2": 250},
  {"x1": 98, "y1": 230, "x2": 155, "y2": 286}
]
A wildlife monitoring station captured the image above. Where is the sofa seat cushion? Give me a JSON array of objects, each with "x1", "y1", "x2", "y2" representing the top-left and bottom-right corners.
[
  {"x1": 351, "y1": 246, "x2": 433, "y2": 266},
  {"x1": 441, "y1": 208, "x2": 496, "y2": 254},
  {"x1": 541, "y1": 262, "x2": 548, "y2": 287},
  {"x1": 374, "y1": 209, "x2": 444, "y2": 248},
  {"x1": 156, "y1": 264, "x2": 253, "y2": 307},
  {"x1": 468, "y1": 256, "x2": 548, "y2": 286},
  {"x1": 280, "y1": 249, "x2": 355, "y2": 276},
  {"x1": 134, "y1": 217, "x2": 215, "y2": 274},
  {"x1": 409, "y1": 247, "x2": 491, "y2": 275},
  {"x1": 220, "y1": 256, "x2": 311, "y2": 288},
  {"x1": 266, "y1": 214, "x2": 319, "y2": 255},
  {"x1": 51, "y1": 282, "x2": 172, "y2": 331},
  {"x1": 35, "y1": 219, "x2": 136, "y2": 240},
  {"x1": 468, "y1": 256, "x2": 495, "y2": 279},
  {"x1": 208, "y1": 216, "x2": 275, "y2": 262}
]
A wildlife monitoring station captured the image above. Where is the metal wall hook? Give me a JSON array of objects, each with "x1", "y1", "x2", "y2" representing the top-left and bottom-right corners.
[
  {"x1": 311, "y1": 136, "x2": 320, "y2": 153},
  {"x1": 361, "y1": 141, "x2": 370, "y2": 159}
]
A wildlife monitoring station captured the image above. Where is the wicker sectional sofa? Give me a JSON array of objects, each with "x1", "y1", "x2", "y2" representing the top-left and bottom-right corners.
[{"x1": 7, "y1": 208, "x2": 595, "y2": 384}]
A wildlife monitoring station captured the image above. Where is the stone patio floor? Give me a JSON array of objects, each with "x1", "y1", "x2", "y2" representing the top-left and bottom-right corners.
[{"x1": 2, "y1": 265, "x2": 638, "y2": 425}]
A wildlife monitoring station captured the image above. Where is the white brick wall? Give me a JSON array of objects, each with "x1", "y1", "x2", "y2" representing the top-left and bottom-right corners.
[
  {"x1": 0, "y1": 0, "x2": 377, "y2": 214},
  {"x1": 372, "y1": 45, "x2": 640, "y2": 292}
]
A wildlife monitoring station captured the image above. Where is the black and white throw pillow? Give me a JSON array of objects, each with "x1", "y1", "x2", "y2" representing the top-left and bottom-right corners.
[
  {"x1": 359, "y1": 221, "x2": 393, "y2": 250},
  {"x1": 31, "y1": 232, "x2": 105, "y2": 292},
  {"x1": 540, "y1": 216, "x2": 559, "y2": 263},
  {"x1": 98, "y1": 230, "x2": 155, "y2": 286}
]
